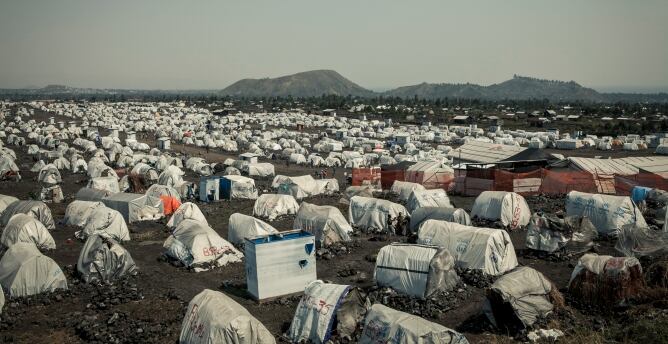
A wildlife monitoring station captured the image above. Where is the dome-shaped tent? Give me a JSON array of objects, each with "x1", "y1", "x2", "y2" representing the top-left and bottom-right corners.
[
  {"x1": 78, "y1": 206, "x2": 130, "y2": 242},
  {"x1": 227, "y1": 213, "x2": 278, "y2": 246},
  {"x1": 0, "y1": 243, "x2": 68, "y2": 297},
  {"x1": 0, "y1": 200, "x2": 55, "y2": 230},
  {"x1": 164, "y1": 219, "x2": 242, "y2": 272},
  {"x1": 471, "y1": 191, "x2": 531, "y2": 229},
  {"x1": 77, "y1": 234, "x2": 137, "y2": 283},
  {"x1": 167, "y1": 202, "x2": 208, "y2": 229},
  {"x1": 179, "y1": 289, "x2": 275, "y2": 344},
  {"x1": 0, "y1": 214, "x2": 56, "y2": 250}
]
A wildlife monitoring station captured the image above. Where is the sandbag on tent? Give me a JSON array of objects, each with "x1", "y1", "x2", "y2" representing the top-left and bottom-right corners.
[
  {"x1": 390, "y1": 180, "x2": 426, "y2": 202},
  {"x1": 0, "y1": 194, "x2": 18, "y2": 215},
  {"x1": 568, "y1": 253, "x2": 644, "y2": 306},
  {"x1": 77, "y1": 234, "x2": 137, "y2": 283},
  {"x1": 525, "y1": 214, "x2": 597, "y2": 254},
  {"x1": 88, "y1": 176, "x2": 121, "y2": 194},
  {"x1": 417, "y1": 220, "x2": 518, "y2": 275},
  {"x1": 348, "y1": 196, "x2": 409, "y2": 233},
  {"x1": 246, "y1": 163, "x2": 275, "y2": 178},
  {"x1": 293, "y1": 202, "x2": 352, "y2": 246},
  {"x1": 0, "y1": 200, "x2": 55, "y2": 230},
  {"x1": 75, "y1": 187, "x2": 113, "y2": 202},
  {"x1": 288, "y1": 280, "x2": 367, "y2": 344},
  {"x1": 78, "y1": 206, "x2": 131, "y2": 242},
  {"x1": 565, "y1": 191, "x2": 647, "y2": 236},
  {"x1": 227, "y1": 213, "x2": 278, "y2": 246},
  {"x1": 253, "y1": 194, "x2": 300, "y2": 221},
  {"x1": 64, "y1": 200, "x2": 105, "y2": 227},
  {"x1": 483, "y1": 267, "x2": 560, "y2": 331},
  {"x1": 164, "y1": 219, "x2": 243, "y2": 272},
  {"x1": 146, "y1": 184, "x2": 182, "y2": 215},
  {"x1": 0, "y1": 243, "x2": 68, "y2": 298},
  {"x1": 221, "y1": 175, "x2": 258, "y2": 200},
  {"x1": 406, "y1": 189, "x2": 454, "y2": 214},
  {"x1": 471, "y1": 191, "x2": 531, "y2": 229},
  {"x1": 339, "y1": 185, "x2": 375, "y2": 205},
  {"x1": 375, "y1": 243, "x2": 459, "y2": 298},
  {"x1": 102, "y1": 192, "x2": 163, "y2": 223},
  {"x1": 359, "y1": 304, "x2": 469, "y2": 344},
  {"x1": 180, "y1": 289, "x2": 275, "y2": 344},
  {"x1": 167, "y1": 202, "x2": 208, "y2": 229},
  {"x1": 409, "y1": 207, "x2": 471, "y2": 232},
  {"x1": 0, "y1": 214, "x2": 56, "y2": 250}
]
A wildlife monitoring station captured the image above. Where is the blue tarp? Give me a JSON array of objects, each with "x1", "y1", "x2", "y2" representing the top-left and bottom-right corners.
[{"x1": 631, "y1": 186, "x2": 652, "y2": 204}]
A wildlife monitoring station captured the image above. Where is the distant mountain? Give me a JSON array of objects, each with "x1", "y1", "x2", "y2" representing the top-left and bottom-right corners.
[
  {"x1": 1, "y1": 73, "x2": 667, "y2": 103},
  {"x1": 383, "y1": 75, "x2": 607, "y2": 102},
  {"x1": 220, "y1": 70, "x2": 374, "y2": 98}
]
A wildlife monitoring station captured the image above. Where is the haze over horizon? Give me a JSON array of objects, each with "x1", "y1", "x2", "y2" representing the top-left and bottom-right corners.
[{"x1": 1, "y1": 0, "x2": 667, "y2": 92}]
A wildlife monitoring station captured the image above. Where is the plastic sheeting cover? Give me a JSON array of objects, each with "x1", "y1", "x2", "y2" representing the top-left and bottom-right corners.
[
  {"x1": 359, "y1": 304, "x2": 468, "y2": 344},
  {"x1": 0, "y1": 214, "x2": 56, "y2": 250},
  {"x1": 417, "y1": 220, "x2": 518, "y2": 275},
  {"x1": 180, "y1": 289, "x2": 275, "y2": 344},
  {"x1": 293, "y1": 203, "x2": 352, "y2": 246},
  {"x1": 0, "y1": 243, "x2": 68, "y2": 297},
  {"x1": 228, "y1": 213, "x2": 278, "y2": 246},
  {"x1": 288, "y1": 280, "x2": 350, "y2": 344},
  {"x1": 77, "y1": 234, "x2": 137, "y2": 283}
]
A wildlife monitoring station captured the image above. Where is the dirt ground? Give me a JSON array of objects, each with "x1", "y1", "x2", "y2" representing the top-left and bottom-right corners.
[{"x1": 0, "y1": 109, "x2": 667, "y2": 344}]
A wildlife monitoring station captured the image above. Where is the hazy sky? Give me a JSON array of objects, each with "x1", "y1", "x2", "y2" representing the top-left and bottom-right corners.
[{"x1": 1, "y1": 0, "x2": 666, "y2": 91}]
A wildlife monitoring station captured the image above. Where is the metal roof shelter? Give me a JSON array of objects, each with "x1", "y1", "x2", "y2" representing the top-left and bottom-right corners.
[{"x1": 448, "y1": 141, "x2": 527, "y2": 164}]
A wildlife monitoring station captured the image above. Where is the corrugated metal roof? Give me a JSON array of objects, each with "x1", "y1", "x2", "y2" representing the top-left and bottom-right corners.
[
  {"x1": 615, "y1": 156, "x2": 668, "y2": 174},
  {"x1": 567, "y1": 157, "x2": 638, "y2": 176},
  {"x1": 448, "y1": 141, "x2": 526, "y2": 164}
]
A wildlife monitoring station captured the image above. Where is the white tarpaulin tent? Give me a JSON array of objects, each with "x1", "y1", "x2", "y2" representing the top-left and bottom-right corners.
[
  {"x1": 471, "y1": 191, "x2": 531, "y2": 229},
  {"x1": 0, "y1": 194, "x2": 18, "y2": 215},
  {"x1": 483, "y1": 266, "x2": 556, "y2": 329},
  {"x1": 417, "y1": 220, "x2": 518, "y2": 275},
  {"x1": 180, "y1": 289, "x2": 275, "y2": 344},
  {"x1": 277, "y1": 175, "x2": 318, "y2": 200},
  {"x1": 0, "y1": 243, "x2": 68, "y2": 298},
  {"x1": 87, "y1": 176, "x2": 121, "y2": 194},
  {"x1": 164, "y1": 219, "x2": 243, "y2": 272},
  {"x1": 167, "y1": 202, "x2": 208, "y2": 229},
  {"x1": 359, "y1": 304, "x2": 469, "y2": 344},
  {"x1": 247, "y1": 163, "x2": 275, "y2": 178},
  {"x1": 75, "y1": 187, "x2": 113, "y2": 202},
  {"x1": 409, "y1": 207, "x2": 471, "y2": 232},
  {"x1": 77, "y1": 234, "x2": 137, "y2": 283},
  {"x1": 406, "y1": 189, "x2": 454, "y2": 214},
  {"x1": 0, "y1": 200, "x2": 55, "y2": 230},
  {"x1": 253, "y1": 194, "x2": 300, "y2": 221},
  {"x1": 348, "y1": 196, "x2": 409, "y2": 233},
  {"x1": 390, "y1": 180, "x2": 426, "y2": 202},
  {"x1": 375, "y1": 243, "x2": 459, "y2": 298},
  {"x1": 288, "y1": 280, "x2": 352, "y2": 344},
  {"x1": 64, "y1": 200, "x2": 105, "y2": 227},
  {"x1": 293, "y1": 202, "x2": 352, "y2": 246},
  {"x1": 0, "y1": 214, "x2": 56, "y2": 250},
  {"x1": 228, "y1": 213, "x2": 278, "y2": 246},
  {"x1": 78, "y1": 206, "x2": 131, "y2": 242},
  {"x1": 102, "y1": 192, "x2": 163, "y2": 223},
  {"x1": 565, "y1": 191, "x2": 647, "y2": 236},
  {"x1": 222, "y1": 175, "x2": 259, "y2": 200}
]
